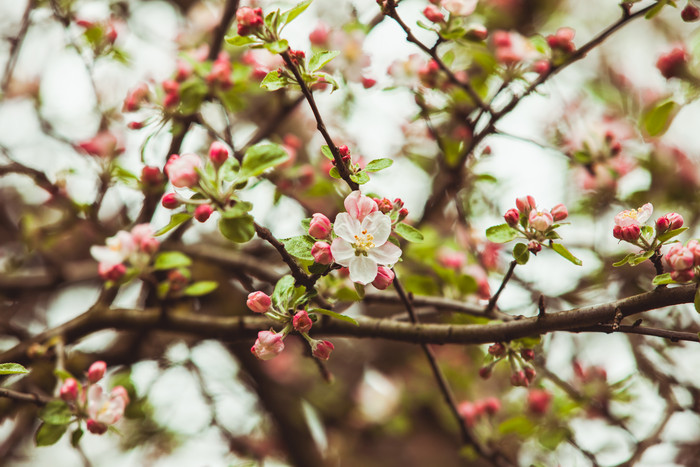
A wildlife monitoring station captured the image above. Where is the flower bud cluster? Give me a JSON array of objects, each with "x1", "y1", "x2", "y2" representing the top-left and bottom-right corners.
[
  {"x1": 90, "y1": 224, "x2": 160, "y2": 282},
  {"x1": 502, "y1": 196, "x2": 568, "y2": 253},
  {"x1": 612, "y1": 203, "x2": 653, "y2": 243},
  {"x1": 58, "y1": 361, "x2": 130, "y2": 435},
  {"x1": 457, "y1": 397, "x2": 501, "y2": 427},
  {"x1": 665, "y1": 240, "x2": 700, "y2": 282},
  {"x1": 480, "y1": 342, "x2": 537, "y2": 388}
]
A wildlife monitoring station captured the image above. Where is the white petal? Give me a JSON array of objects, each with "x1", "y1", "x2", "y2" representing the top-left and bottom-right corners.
[
  {"x1": 344, "y1": 191, "x2": 362, "y2": 219},
  {"x1": 368, "y1": 241, "x2": 402, "y2": 265},
  {"x1": 362, "y1": 212, "x2": 391, "y2": 245},
  {"x1": 349, "y1": 256, "x2": 378, "y2": 285},
  {"x1": 330, "y1": 238, "x2": 355, "y2": 266},
  {"x1": 90, "y1": 246, "x2": 124, "y2": 264},
  {"x1": 333, "y1": 213, "x2": 360, "y2": 243}
]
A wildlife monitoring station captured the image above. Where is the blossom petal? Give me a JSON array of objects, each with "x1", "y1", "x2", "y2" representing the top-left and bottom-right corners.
[
  {"x1": 349, "y1": 255, "x2": 378, "y2": 285},
  {"x1": 331, "y1": 238, "x2": 354, "y2": 266},
  {"x1": 90, "y1": 246, "x2": 124, "y2": 265},
  {"x1": 362, "y1": 212, "x2": 391, "y2": 245},
  {"x1": 333, "y1": 213, "x2": 360, "y2": 243},
  {"x1": 368, "y1": 241, "x2": 402, "y2": 266},
  {"x1": 638, "y1": 203, "x2": 653, "y2": 223}
]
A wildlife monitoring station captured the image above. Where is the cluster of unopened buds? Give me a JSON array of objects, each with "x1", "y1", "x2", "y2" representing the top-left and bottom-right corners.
[
  {"x1": 246, "y1": 292, "x2": 334, "y2": 361},
  {"x1": 58, "y1": 361, "x2": 130, "y2": 435},
  {"x1": 503, "y1": 195, "x2": 568, "y2": 254},
  {"x1": 457, "y1": 396, "x2": 501, "y2": 427},
  {"x1": 664, "y1": 240, "x2": 700, "y2": 282},
  {"x1": 480, "y1": 343, "x2": 538, "y2": 388},
  {"x1": 308, "y1": 191, "x2": 404, "y2": 286},
  {"x1": 90, "y1": 224, "x2": 160, "y2": 282}
]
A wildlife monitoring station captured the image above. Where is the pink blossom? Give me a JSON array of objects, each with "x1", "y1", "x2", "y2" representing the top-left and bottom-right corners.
[
  {"x1": 309, "y1": 213, "x2": 332, "y2": 239},
  {"x1": 515, "y1": 196, "x2": 536, "y2": 214},
  {"x1": 423, "y1": 5, "x2": 445, "y2": 23},
  {"x1": 247, "y1": 291, "x2": 271, "y2": 314},
  {"x1": 130, "y1": 224, "x2": 159, "y2": 254},
  {"x1": 293, "y1": 310, "x2": 313, "y2": 333},
  {"x1": 251, "y1": 330, "x2": 285, "y2": 360},
  {"x1": 98, "y1": 262, "x2": 126, "y2": 281},
  {"x1": 550, "y1": 204, "x2": 568, "y2": 221},
  {"x1": 457, "y1": 401, "x2": 479, "y2": 427},
  {"x1": 504, "y1": 208, "x2": 519, "y2": 226},
  {"x1": 312, "y1": 340, "x2": 334, "y2": 360},
  {"x1": 614, "y1": 203, "x2": 653, "y2": 228},
  {"x1": 87, "y1": 361, "x2": 107, "y2": 383},
  {"x1": 665, "y1": 244, "x2": 695, "y2": 271},
  {"x1": 122, "y1": 83, "x2": 149, "y2": 112},
  {"x1": 209, "y1": 141, "x2": 229, "y2": 165},
  {"x1": 656, "y1": 213, "x2": 683, "y2": 233},
  {"x1": 77, "y1": 131, "x2": 124, "y2": 158},
  {"x1": 657, "y1": 47, "x2": 688, "y2": 79},
  {"x1": 60, "y1": 378, "x2": 79, "y2": 401},
  {"x1": 309, "y1": 23, "x2": 330, "y2": 46},
  {"x1": 91, "y1": 231, "x2": 137, "y2": 266},
  {"x1": 442, "y1": 0, "x2": 478, "y2": 16},
  {"x1": 343, "y1": 190, "x2": 378, "y2": 222},
  {"x1": 546, "y1": 27, "x2": 575, "y2": 53},
  {"x1": 207, "y1": 52, "x2": 232, "y2": 89},
  {"x1": 311, "y1": 242, "x2": 333, "y2": 265},
  {"x1": 165, "y1": 153, "x2": 203, "y2": 188},
  {"x1": 86, "y1": 385, "x2": 128, "y2": 433},
  {"x1": 372, "y1": 266, "x2": 395, "y2": 290},
  {"x1": 529, "y1": 209, "x2": 553, "y2": 231},
  {"x1": 194, "y1": 204, "x2": 214, "y2": 223},
  {"x1": 527, "y1": 389, "x2": 552, "y2": 414},
  {"x1": 236, "y1": 7, "x2": 264, "y2": 36}
]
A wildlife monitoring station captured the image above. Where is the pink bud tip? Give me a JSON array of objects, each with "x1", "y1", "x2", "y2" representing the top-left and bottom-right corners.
[
  {"x1": 60, "y1": 378, "x2": 79, "y2": 402},
  {"x1": 141, "y1": 166, "x2": 163, "y2": 186},
  {"x1": 87, "y1": 419, "x2": 108, "y2": 435},
  {"x1": 293, "y1": 310, "x2": 313, "y2": 333},
  {"x1": 550, "y1": 203, "x2": 568, "y2": 221},
  {"x1": 488, "y1": 342, "x2": 505, "y2": 357},
  {"x1": 311, "y1": 241, "x2": 333, "y2": 265},
  {"x1": 527, "y1": 389, "x2": 552, "y2": 414},
  {"x1": 372, "y1": 266, "x2": 395, "y2": 290},
  {"x1": 309, "y1": 213, "x2": 332, "y2": 239},
  {"x1": 208, "y1": 141, "x2": 229, "y2": 166},
  {"x1": 247, "y1": 291, "x2": 272, "y2": 313},
  {"x1": 161, "y1": 193, "x2": 180, "y2": 209},
  {"x1": 682, "y1": 4, "x2": 700, "y2": 22},
  {"x1": 194, "y1": 204, "x2": 214, "y2": 223},
  {"x1": 504, "y1": 208, "x2": 519, "y2": 227},
  {"x1": 87, "y1": 361, "x2": 107, "y2": 384},
  {"x1": 312, "y1": 340, "x2": 335, "y2": 360},
  {"x1": 423, "y1": 5, "x2": 445, "y2": 23}
]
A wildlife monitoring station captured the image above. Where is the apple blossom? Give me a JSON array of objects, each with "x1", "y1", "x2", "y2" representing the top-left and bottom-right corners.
[
  {"x1": 442, "y1": 0, "x2": 478, "y2": 16},
  {"x1": 423, "y1": 5, "x2": 445, "y2": 23},
  {"x1": 208, "y1": 141, "x2": 229, "y2": 166},
  {"x1": 141, "y1": 166, "x2": 164, "y2": 186},
  {"x1": 122, "y1": 83, "x2": 149, "y2": 112},
  {"x1": 656, "y1": 212, "x2": 683, "y2": 233},
  {"x1": 504, "y1": 208, "x2": 519, "y2": 226},
  {"x1": 457, "y1": 401, "x2": 478, "y2": 427},
  {"x1": 60, "y1": 378, "x2": 79, "y2": 402},
  {"x1": 86, "y1": 384, "x2": 129, "y2": 434},
  {"x1": 312, "y1": 340, "x2": 334, "y2": 360},
  {"x1": 91, "y1": 231, "x2": 137, "y2": 267},
  {"x1": 165, "y1": 153, "x2": 203, "y2": 188},
  {"x1": 657, "y1": 47, "x2": 688, "y2": 79},
  {"x1": 237, "y1": 7, "x2": 264, "y2": 36},
  {"x1": 247, "y1": 291, "x2": 271, "y2": 314},
  {"x1": 529, "y1": 209, "x2": 553, "y2": 232},
  {"x1": 251, "y1": 330, "x2": 285, "y2": 360},
  {"x1": 331, "y1": 192, "x2": 402, "y2": 285},
  {"x1": 87, "y1": 361, "x2": 107, "y2": 383},
  {"x1": 309, "y1": 213, "x2": 332, "y2": 239},
  {"x1": 515, "y1": 195, "x2": 536, "y2": 214},
  {"x1": 161, "y1": 192, "x2": 180, "y2": 209},
  {"x1": 77, "y1": 131, "x2": 123, "y2": 158},
  {"x1": 550, "y1": 204, "x2": 568, "y2": 221},
  {"x1": 665, "y1": 244, "x2": 695, "y2": 271},
  {"x1": 372, "y1": 266, "x2": 395, "y2": 290},
  {"x1": 194, "y1": 204, "x2": 214, "y2": 223},
  {"x1": 311, "y1": 242, "x2": 333, "y2": 265},
  {"x1": 613, "y1": 203, "x2": 653, "y2": 242},
  {"x1": 98, "y1": 262, "x2": 126, "y2": 281},
  {"x1": 293, "y1": 310, "x2": 313, "y2": 333}
]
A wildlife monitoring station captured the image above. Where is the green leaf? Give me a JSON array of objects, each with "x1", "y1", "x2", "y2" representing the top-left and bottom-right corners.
[
  {"x1": 280, "y1": 0, "x2": 313, "y2": 26},
  {"x1": 498, "y1": 415, "x2": 535, "y2": 436},
  {"x1": 36, "y1": 423, "x2": 67, "y2": 447},
  {"x1": 308, "y1": 50, "x2": 340, "y2": 73},
  {"x1": 350, "y1": 172, "x2": 370, "y2": 184},
  {"x1": 612, "y1": 253, "x2": 635, "y2": 267},
  {"x1": 657, "y1": 227, "x2": 688, "y2": 243},
  {"x1": 335, "y1": 287, "x2": 363, "y2": 301},
  {"x1": 240, "y1": 143, "x2": 289, "y2": 178},
  {"x1": 155, "y1": 213, "x2": 192, "y2": 236},
  {"x1": 39, "y1": 400, "x2": 72, "y2": 425},
  {"x1": 485, "y1": 224, "x2": 519, "y2": 243},
  {"x1": 629, "y1": 250, "x2": 654, "y2": 266},
  {"x1": 645, "y1": 0, "x2": 669, "y2": 19},
  {"x1": 260, "y1": 70, "x2": 288, "y2": 91},
  {"x1": 271, "y1": 275, "x2": 297, "y2": 309},
  {"x1": 320, "y1": 145, "x2": 334, "y2": 161},
  {"x1": 153, "y1": 251, "x2": 192, "y2": 271},
  {"x1": 264, "y1": 39, "x2": 289, "y2": 54},
  {"x1": 226, "y1": 35, "x2": 258, "y2": 46},
  {"x1": 393, "y1": 223, "x2": 422, "y2": 243},
  {"x1": 53, "y1": 369, "x2": 74, "y2": 381},
  {"x1": 309, "y1": 308, "x2": 359, "y2": 326},
  {"x1": 328, "y1": 166, "x2": 341, "y2": 179},
  {"x1": 550, "y1": 243, "x2": 582, "y2": 266},
  {"x1": 313, "y1": 72, "x2": 338, "y2": 91},
  {"x1": 71, "y1": 428, "x2": 84, "y2": 448},
  {"x1": 220, "y1": 201, "x2": 253, "y2": 218},
  {"x1": 0, "y1": 363, "x2": 29, "y2": 375},
  {"x1": 183, "y1": 281, "x2": 219, "y2": 296},
  {"x1": 652, "y1": 273, "x2": 674, "y2": 285},
  {"x1": 219, "y1": 215, "x2": 255, "y2": 243},
  {"x1": 365, "y1": 158, "x2": 394, "y2": 172},
  {"x1": 695, "y1": 287, "x2": 700, "y2": 314},
  {"x1": 281, "y1": 235, "x2": 315, "y2": 261},
  {"x1": 643, "y1": 100, "x2": 678, "y2": 137},
  {"x1": 512, "y1": 243, "x2": 530, "y2": 265}
]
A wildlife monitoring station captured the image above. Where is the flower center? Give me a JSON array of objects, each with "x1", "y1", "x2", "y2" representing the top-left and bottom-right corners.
[
  {"x1": 620, "y1": 209, "x2": 639, "y2": 221},
  {"x1": 353, "y1": 229, "x2": 375, "y2": 253}
]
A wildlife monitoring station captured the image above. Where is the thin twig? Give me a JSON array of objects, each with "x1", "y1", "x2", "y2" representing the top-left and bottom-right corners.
[
  {"x1": 0, "y1": 387, "x2": 51, "y2": 405},
  {"x1": 485, "y1": 260, "x2": 517, "y2": 315},
  {"x1": 1, "y1": 0, "x2": 37, "y2": 93}
]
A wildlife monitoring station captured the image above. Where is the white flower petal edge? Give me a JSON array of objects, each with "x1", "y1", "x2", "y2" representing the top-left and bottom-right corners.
[
  {"x1": 367, "y1": 242, "x2": 402, "y2": 265},
  {"x1": 333, "y1": 213, "x2": 360, "y2": 243},
  {"x1": 330, "y1": 238, "x2": 355, "y2": 265},
  {"x1": 362, "y1": 212, "x2": 391, "y2": 245},
  {"x1": 349, "y1": 255, "x2": 378, "y2": 284}
]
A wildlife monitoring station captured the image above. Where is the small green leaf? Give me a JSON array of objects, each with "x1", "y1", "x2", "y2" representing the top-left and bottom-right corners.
[
  {"x1": 313, "y1": 72, "x2": 338, "y2": 91},
  {"x1": 280, "y1": 0, "x2": 313, "y2": 26},
  {"x1": 153, "y1": 251, "x2": 192, "y2": 271},
  {"x1": 320, "y1": 145, "x2": 334, "y2": 161},
  {"x1": 260, "y1": 70, "x2": 288, "y2": 91},
  {"x1": 240, "y1": 143, "x2": 289, "y2": 178},
  {"x1": 364, "y1": 158, "x2": 394, "y2": 172},
  {"x1": 281, "y1": 235, "x2": 315, "y2": 261},
  {"x1": 645, "y1": 0, "x2": 669, "y2": 19},
  {"x1": 226, "y1": 35, "x2": 258, "y2": 46},
  {"x1": 36, "y1": 423, "x2": 67, "y2": 447},
  {"x1": 695, "y1": 287, "x2": 700, "y2": 314},
  {"x1": 264, "y1": 39, "x2": 289, "y2": 54},
  {"x1": 652, "y1": 273, "x2": 674, "y2": 285},
  {"x1": 70, "y1": 428, "x2": 84, "y2": 448},
  {"x1": 220, "y1": 201, "x2": 253, "y2": 219},
  {"x1": 350, "y1": 172, "x2": 370, "y2": 184},
  {"x1": 39, "y1": 400, "x2": 72, "y2": 425},
  {"x1": 335, "y1": 287, "x2": 363, "y2": 301},
  {"x1": 183, "y1": 281, "x2": 219, "y2": 296},
  {"x1": 219, "y1": 215, "x2": 255, "y2": 243},
  {"x1": 308, "y1": 50, "x2": 340, "y2": 73},
  {"x1": 612, "y1": 253, "x2": 635, "y2": 267},
  {"x1": 512, "y1": 243, "x2": 530, "y2": 265},
  {"x1": 629, "y1": 250, "x2": 654, "y2": 266},
  {"x1": 641, "y1": 225, "x2": 654, "y2": 238},
  {"x1": 498, "y1": 415, "x2": 535, "y2": 436},
  {"x1": 155, "y1": 213, "x2": 192, "y2": 236},
  {"x1": 328, "y1": 167, "x2": 341, "y2": 179},
  {"x1": 643, "y1": 99, "x2": 678, "y2": 137},
  {"x1": 0, "y1": 363, "x2": 29, "y2": 375},
  {"x1": 395, "y1": 223, "x2": 424, "y2": 242},
  {"x1": 657, "y1": 227, "x2": 688, "y2": 243},
  {"x1": 550, "y1": 243, "x2": 582, "y2": 266},
  {"x1": 271, "y1": 275, "x2": 297, "y2": 309},
  {"x1": 309, "y1": 308, "x2": 359, "y2": 326},
  {"x1": 485, "y1": 224, "x2": 519, "y2": 243}
]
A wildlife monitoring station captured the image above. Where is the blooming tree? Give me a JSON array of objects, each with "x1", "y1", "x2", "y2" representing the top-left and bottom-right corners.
[{"x1": 3, "y1": 0, "x2": 700, "y2": 465}]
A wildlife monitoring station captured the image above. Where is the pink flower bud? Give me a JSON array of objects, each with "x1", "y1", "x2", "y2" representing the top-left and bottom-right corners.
[
  {"x1": 465, "y1": 24, "x2": 488, "y2": 41},
  {"x1": 141, "y1": 166, "x2": 164, "y2": 186},
  {"x1": 293, "y1": 310, "x2": 313, "y2": 333},
  {"x1": 175, "y1": 60, "x2": 193, "y2": 82},
  {"x1": 168, "y1": 269, "x2": 188, "y2": 290},
  {"x1": 612, "y1": 225, "x2": 623, "y2": 240},
  {"x1": 163, "y1": 91, "x2": 179, "y2": 108},
  {"x1": 479, "y1": 366, "x2": 492, "y2": 379},
  {"x1": 236, "y1": 7, "x2": 264, "y2": 36},
  {"x1": 162, "y1": 80, "x2": 179, "y2": 95},
  {"x1": 483, "y1": 397, "x2": 501, "y2": 415},
  {"x1": 515, "y1": 195, "x2": 536, "y2": 214},
  {"x1": 682, "y1": 4, "x2": 700, "y2": 22},
  {"x1": 398, "y1": 208, "x2": 409, "y2": 221},
  {"x1": 374, "y1": 197, "x2": 393, "y2": 214},
  {"x1": 521, "y1": 349, "x2": 535, "y2": 361},
  {"x1": 208, "y1": 141, "x2": 229, "y2": 166},
  {"x1": 438, "y1": 250, "x2": 466, "y2": 270},
  {"x1": 165, "y1": 153, "x2": 202, "y2": 188},
  {"x1": 528, "y1": 241, "x2": 542, "y2": 254},
  {"x1": 361, "y1": 77, "x2": 377, "y2": 89},
  {"x1": 510, "y1": 370, "x2": 527, "y2": 387},
  {"x1": 60, "y1": 378, "x2": 79, "y2": 401},
  {"x1": 656, "y1": 216, "x2": 670, "y2": 233},
  {"x1": 88, "y1": 361, "x2": 107, "y2": 384},
  {"x1": 98, "y1": 262, "x2": 126, "y2": 281},
  {"x1": 504, "y1": 208, "x2": 519, "y2": 227},
  {"x1": 457, "y1": 401, "x2": 478, "y2": 427},
  {"x1": 86, "y1": 419, "x2": 108, "y2": 435},
  {"x1": 122, "y1": 83, "x2": 149, "y2": 112},
  {"x1": 546, "y1": 27, "x2": 576, "y2": 53},
  {"x1": 621, "y1": 224, "x2": 641, "y2": 242},
  {"x1": 251, "y1": 330, "x2": 285, "y2": 360},
  {"x1": 657, "y1": 47, "x2": 689, "y2": 80},
  {"x1": 666, "y1": 212, "x2": 684, "y2": 230},
  {"x1": 194, "y1": 204, "x2": 214, "y2": 223},
  {"x1": 311, "y1": 241, "x2": 333, "y2": 265},
  {"x1": 665, "y1": 244, "x2": 695, "y2": 271},
  {"x1": 488, "y1": 342, "x2": 505, "y2": 357},
  {"x1": 550, "y1": 204, "x2": 568, "y2": 221},
  {"x1": 532, "y1": 59, "x2": 550, "y2": 75},
  {"x1": 423, "y1": 5, "x2": 445, "y2": 22},
  {"x1": 527, "y1": 389, "x2": 552, "y2": 414},
  {"x1": 687, "y1": 240, "x2": 700, "y2": 265},
  {"x1": 671, "y1": 269, "x2": 695, "y2": 282},
  {"x1": 161, "y1": 193, "x2": 180, "y2": 209},
  {"x1": 309, "y1": 213, "x2": 332, "y2": 239},
  {"x1": 309, "y1": 24, "x2": 330, "y2": 46},
  {"x1": 247, "y1": 291, "x2": 272, "y2": 313},
  {"x1": 312, "y1": 340, "x2": 334, "y2": 360},
  {"x1": 338, "y1": 145, "x2": 351, "y2": 160},
  {"x1": 524, "y1": 367, "x2": 537, "y2": 384},
  {"x1": 128, "y1": 121, "x2": 144, "y2": 130},
  {"x1": 528, "y1": 210, "x2": 554, "y2": 231},
  {"x1": 77, "y1": 131, "x2": 123, "y2": 158},
  {"x1": 372, "y1": 266, "x2": 395, "y2": 290}
]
